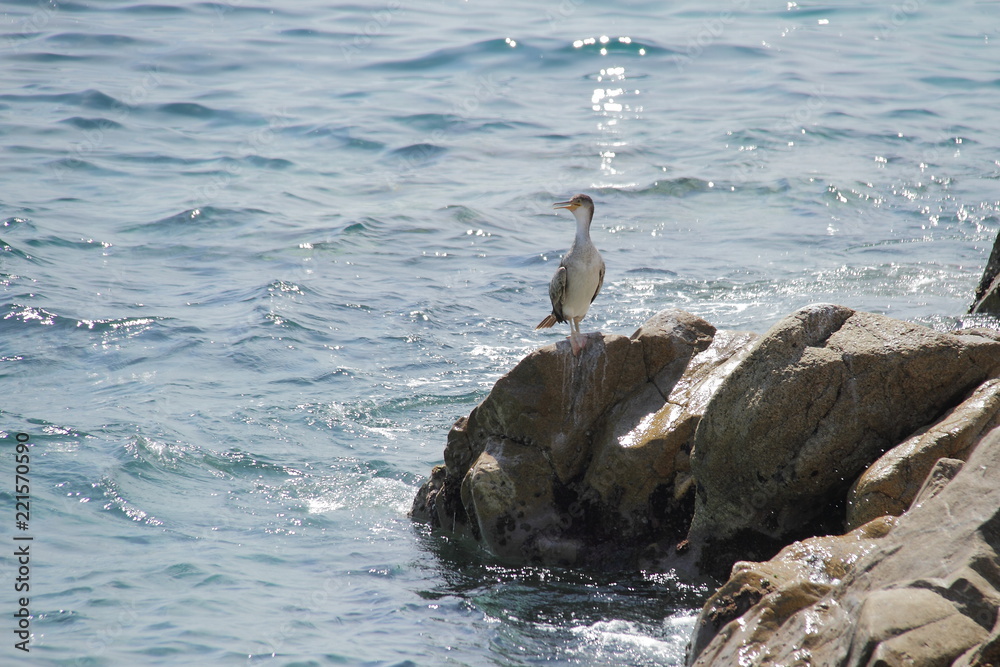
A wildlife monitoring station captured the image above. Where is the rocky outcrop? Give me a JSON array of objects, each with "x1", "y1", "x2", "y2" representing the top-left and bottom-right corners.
[
  {"x1": 413, "y1": 302, "x2": 1000, "y2": 666},
  {"x1": 970, "y1": 228, "x2": 1000, "y2": 314},
  {"x1": 688, "y1": 304, "x2": 1000, "y2": 571},
  {"x1": 411, "y1": 309, "x2": 755, "y2": 567},
  {"x1": 689, "y1": 427, "x2": 1000, "y2": 667}
]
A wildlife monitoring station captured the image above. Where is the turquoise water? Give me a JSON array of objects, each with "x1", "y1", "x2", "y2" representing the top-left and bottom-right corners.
[{"x1": 1, "y1": 1, "x2": 998, "y2": 664}]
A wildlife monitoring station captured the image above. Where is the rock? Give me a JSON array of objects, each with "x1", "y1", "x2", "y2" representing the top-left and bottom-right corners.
[
  {"x1": 959, "y1": 624, "x2": 1000, "y2": 667},
  {"x1": 689, "y1": 516, "x2": 896, "y2": 664},
  {"x1": 970, "y1": 229, "x2": 1000, "y2": 314},
  {"x1": 959, "y1": 327, "x2": 1000, "y2": 343},
  {"x1": 411, "y1": 309, "x2": 755, "y2": 567},
  {"x1": 688, "y1": 304, "x2": 1000, "y2": 569},
  {"x1": 910, "y1": 456, "x2": 965, "y2": 505},
  {"x1": 582, "y1": 329, "x2": 758, "y2": 540},
  {"x1": 847, "y1": 588, "x2": 989, "y2": 667},
  {"x1": 688, "y1": 426, "x2": 1000, "y2": 667},
  {"x1": 410, "y1": 463, "x2": 450, "y2": 530},
  {"x1": 847, "y1": 378, "x2": 1000, "y2": 530}
]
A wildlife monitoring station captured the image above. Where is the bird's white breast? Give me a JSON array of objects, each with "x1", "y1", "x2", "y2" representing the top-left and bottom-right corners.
[{"x1": 560, "y1": 243, "x2": 603, "y2": 319}]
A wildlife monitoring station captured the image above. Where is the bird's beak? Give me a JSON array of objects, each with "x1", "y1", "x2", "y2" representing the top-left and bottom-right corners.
[{"x1": 553, "y1": 200, "x2": 576, "y2": 210}]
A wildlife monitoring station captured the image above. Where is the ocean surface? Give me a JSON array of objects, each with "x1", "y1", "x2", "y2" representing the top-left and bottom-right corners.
[{"x1": 1, "y1": 0, "x2": 998, "y2": 664}]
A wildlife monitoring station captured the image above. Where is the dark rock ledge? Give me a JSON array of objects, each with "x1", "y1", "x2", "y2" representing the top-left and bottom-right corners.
[
  {"x1": 412, "y1": 304, "x2": 1000, "y2": 666},
  {"x1": 971, "y1": 228, "x2": 1000, "y2": 315}
]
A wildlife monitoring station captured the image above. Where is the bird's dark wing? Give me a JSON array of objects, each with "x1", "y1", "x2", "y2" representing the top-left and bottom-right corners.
[
  {"x1": 591, "y1": 260, "x2": 605, "y2": 303},
  {"x1": 549, "y1": 265, "x2": 568, "y2": 322}
]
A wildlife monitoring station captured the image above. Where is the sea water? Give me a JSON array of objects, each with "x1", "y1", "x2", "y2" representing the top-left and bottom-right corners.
[{"x1": 1, "y1": 0, "x2": 998, "y2": 664}]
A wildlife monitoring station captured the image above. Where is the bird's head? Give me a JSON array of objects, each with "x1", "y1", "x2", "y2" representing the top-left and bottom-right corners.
[{"x1": 553, "y1": 194, "x2": 594, "y2": 213}]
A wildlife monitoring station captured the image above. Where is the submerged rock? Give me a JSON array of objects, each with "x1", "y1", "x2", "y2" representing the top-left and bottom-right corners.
[
  {"x1": 688, "y1": 304, "x2": 1000, "y2": 572},
  {"x1": 688, "y1": 426, "x2": 1000, "y2": 667},
  {"x1": 411, "y1": 309, "x2": 754, "y2": 567}
]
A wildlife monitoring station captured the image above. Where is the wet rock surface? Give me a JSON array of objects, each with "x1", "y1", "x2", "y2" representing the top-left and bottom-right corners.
[
  {"x1": 689, "y1": 515, "x2": 897, "y2": 664},
  {"x1": 689, "y1": 428, "x2": 1000, "y2": 667},
  {"x1": 413, "y1": 304, "x2": 1000, "y2": 666},
  {"x1": 411, "y1": 309, "x2": 750, "y2": 567},
  {"x1": 688, "y1": 304, "x2": 1000, "y2": 561}
]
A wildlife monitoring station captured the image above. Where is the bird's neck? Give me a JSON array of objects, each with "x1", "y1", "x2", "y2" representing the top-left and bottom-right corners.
[{"x1": 572, "y1": 208, "x2": 593, "y2": 245}]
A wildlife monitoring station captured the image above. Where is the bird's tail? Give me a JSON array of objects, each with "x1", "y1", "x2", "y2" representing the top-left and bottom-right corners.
[{"x1": 535, "y1": 314, "x2": 557, "y2": 330}]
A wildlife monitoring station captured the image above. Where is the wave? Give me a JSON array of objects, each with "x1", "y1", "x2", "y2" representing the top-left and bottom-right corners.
[
  {"x1": 0, "y1": 304, "x2": 163, "y2": 336},
  {"x1": 122, "y1": 206, "x2": 270, "y2": 234},
  {"x1": 385, "y1": 142, "x2": 447, "y2": 162},
  {"x1": 58, "y1": 116, "x2": 125, "y2": 130},
  {"x1": 0, "y1": 88, "x2": 123, "y2": 111},
  {"x1": 44, "y1": 32, "x2": 152, "y2": 48}
]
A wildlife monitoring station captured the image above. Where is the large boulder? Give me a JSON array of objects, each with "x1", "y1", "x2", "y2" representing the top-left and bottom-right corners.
[
  {"x1": 411, "y1": 309, "x2": 754, "y2": 567},
  {"x1": 688, "y1": 303, "x2": 1000, "y2": 568},
  {"x1": 847, "y1": 378, "x2": 1000, "y2": 529},
  {"x1": 689, "y1": 426, "x2": 1000, "y2": 667}
]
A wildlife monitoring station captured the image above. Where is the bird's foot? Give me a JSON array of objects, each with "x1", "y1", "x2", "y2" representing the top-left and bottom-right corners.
[{"x1": 569, "y1": 332, "x2": 588, "y2": 356}]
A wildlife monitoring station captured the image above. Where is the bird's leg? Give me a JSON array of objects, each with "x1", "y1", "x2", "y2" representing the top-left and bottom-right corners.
[
  {"x1": 570, "y1": 319, "x2": 586, "y2": 356},
  {"x1": 567, "y1": 322, "x2": 580, "y2": 356}
]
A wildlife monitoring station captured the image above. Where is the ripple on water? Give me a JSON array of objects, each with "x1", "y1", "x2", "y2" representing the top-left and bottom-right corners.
[
  {"x1": 58, "y1": 116, "x2": 125, "y2": 130},
  {"x1": 0, "y1": 88, "x2": 124, "y2": 110},
  {"x1": 44, "y1": 32, "x2": 153, "y2": 48},
  {"x1": 363, "y1": 38, "x2": 522, "y2": 72},
  {"x1": 121, "y1": 206, "x2": 268, "y2": 235}
]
